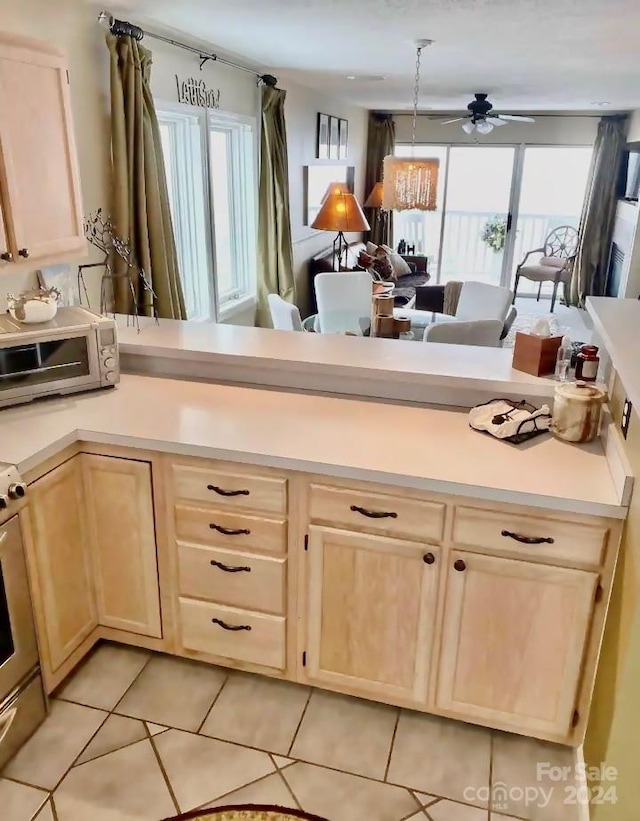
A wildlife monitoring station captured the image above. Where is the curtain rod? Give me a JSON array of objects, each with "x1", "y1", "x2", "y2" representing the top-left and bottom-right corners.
[{"x1": 97, "y1": 11, "x2": 277, "y2": 85}]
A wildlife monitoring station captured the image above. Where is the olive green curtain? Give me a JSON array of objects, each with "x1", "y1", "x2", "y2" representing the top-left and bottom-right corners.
[
  {"x1": 106, "y1": 34, "x2": 186, "y2": 319},
  {"x1": 570, "y1": 114, "x2": 629, "y2": 305},
  {"x1": 256, "y1": 85, "x2": 295, "y2": 328},
  {"x1": 364, "y1": 113, "x2": 395, "y2": 247}
]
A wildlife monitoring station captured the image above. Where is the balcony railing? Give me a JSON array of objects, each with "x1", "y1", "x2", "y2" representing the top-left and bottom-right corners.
[{"x1": 395, "y1": 210, "x2": 578, "y2": 292}]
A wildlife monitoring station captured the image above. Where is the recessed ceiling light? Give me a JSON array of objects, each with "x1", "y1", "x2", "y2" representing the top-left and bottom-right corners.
[
  {"x1": 345, "y1": 74, "x2": 386, "y2": 82},
  {"x1": 592, "y1": 101, "x2": 611, "y2": 106},
  {"x1": 346, "y1": 75, "x2": 356, "y2": 80}
]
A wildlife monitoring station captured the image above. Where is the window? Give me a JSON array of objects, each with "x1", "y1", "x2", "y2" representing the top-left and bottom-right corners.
[{"x1": 158, "y1": 105, "x2": 257, "y2": 321}]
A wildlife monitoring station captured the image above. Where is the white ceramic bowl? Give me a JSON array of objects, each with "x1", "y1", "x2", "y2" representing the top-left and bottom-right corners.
[{"x1": 9, "y1": 298, "x2": 58, "y2": 324}]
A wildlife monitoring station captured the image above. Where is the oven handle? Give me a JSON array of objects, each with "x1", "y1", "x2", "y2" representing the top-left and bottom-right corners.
[{"x1": 0, "y1": 532, "x2": 6, "y2": 546}]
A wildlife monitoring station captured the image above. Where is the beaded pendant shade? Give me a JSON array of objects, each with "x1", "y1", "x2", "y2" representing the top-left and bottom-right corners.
[{"x1": 382, "y1": 40, "x2": 440, "y2": 213}]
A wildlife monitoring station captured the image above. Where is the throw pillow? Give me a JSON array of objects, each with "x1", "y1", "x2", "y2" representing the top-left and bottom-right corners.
[
  {"x1": 381, "y1": 244, "x2": 412, "y2": 278},
  {"x1": 366, "y1": 241, "x2": 378, "y2": 256},
  {"x1": 372, "y1": 247, "x2": 395, "y2": 281}
]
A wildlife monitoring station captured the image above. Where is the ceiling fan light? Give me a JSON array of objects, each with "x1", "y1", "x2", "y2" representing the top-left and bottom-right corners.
[
  {"x1": 462, "y1": 121, "x2": 475, "y2": 134},
  {"x1": 476, "y1": 120, "x2": 494, "y2": 134}
]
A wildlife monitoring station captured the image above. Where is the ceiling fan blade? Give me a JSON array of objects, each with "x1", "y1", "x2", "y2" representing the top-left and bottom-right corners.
[
  {"x1": 440, "y1": 118, "x2": 465, "y2": 125},
  {"x1": 496, "y1": 114, "x2": 536, "y2": 123},
  {"x1": 486, "y1": 117, "x2": 507, "y2": 126}
]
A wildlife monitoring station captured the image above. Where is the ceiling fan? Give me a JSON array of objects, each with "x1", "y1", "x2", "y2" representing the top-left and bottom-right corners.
[{"x1": 439, "y1": 93, "x2": 535, "y2": 134}]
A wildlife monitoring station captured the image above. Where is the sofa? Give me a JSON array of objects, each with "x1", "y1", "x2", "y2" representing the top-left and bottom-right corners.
[{"x1": 307, "y1": 242, "x2": 429, "y2": 314}]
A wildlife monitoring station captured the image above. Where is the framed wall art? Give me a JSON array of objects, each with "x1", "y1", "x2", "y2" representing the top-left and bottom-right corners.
[
  {"x1": 317, "y1": 113, "x2": 329, "y2": 159},
  {"x1": 338, "y1": 118, "x2": 349, "y2": 159},
  {"x1": 329, "y1": 116, "x2": 340, "y2": 160}
]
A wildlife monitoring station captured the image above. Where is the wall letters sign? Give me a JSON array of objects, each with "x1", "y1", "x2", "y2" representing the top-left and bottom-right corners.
[{"x1": 176, "y1": 75, "x2": 221, "y2": 108}]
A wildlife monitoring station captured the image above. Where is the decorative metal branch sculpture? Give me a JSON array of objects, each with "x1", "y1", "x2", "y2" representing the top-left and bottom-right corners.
[{"x1": 79, "y1": 209, "x2": 159, "y2": 332}]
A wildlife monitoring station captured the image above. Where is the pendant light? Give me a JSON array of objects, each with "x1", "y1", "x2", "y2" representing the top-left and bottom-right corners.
[{"x1": 382, "y1": 40, "x2": 439, "y2": 212}]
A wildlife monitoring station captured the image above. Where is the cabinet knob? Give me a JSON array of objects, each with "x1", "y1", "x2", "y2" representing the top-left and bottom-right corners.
[
  {"x1": 453, "y1": 559, "x2": 466, "y2": 572},
  {"x1": 0, "y1": 251, "x2": 13, "y2": 262},
  {"x1": 423, "y1": 552, "x2": 436, "y2": 565},
  {"x1": 18, "y1": 248, "x2": 29, "y2": 258},
  {"x1": 7, "y1": 482, "x2": 26, "y2": 500}
]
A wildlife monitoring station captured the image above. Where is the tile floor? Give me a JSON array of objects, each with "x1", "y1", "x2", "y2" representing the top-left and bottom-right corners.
[{"x1": 1, "y1": 643, "x2": 582, "y2": 821}]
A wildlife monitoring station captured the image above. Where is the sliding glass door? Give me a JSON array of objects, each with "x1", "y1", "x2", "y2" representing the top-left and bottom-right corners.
[{"x1": 393, "y1": 144, "x2": 591, "y2": 297}]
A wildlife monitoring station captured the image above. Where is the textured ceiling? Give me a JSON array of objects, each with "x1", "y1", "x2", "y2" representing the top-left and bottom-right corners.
[{"x1": 107, "y1": 0, "x2": 640, "y2": 112}]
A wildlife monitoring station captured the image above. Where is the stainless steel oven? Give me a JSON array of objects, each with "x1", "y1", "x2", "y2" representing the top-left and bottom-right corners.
[
  {"x1": 0, "y1": 306, "x2": 119, "y2": 409},
  {"x1": 0, "y1": 466, "x2": 45, "y2": 769}
]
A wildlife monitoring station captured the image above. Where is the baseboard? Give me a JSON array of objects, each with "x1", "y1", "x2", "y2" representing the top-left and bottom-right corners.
[{"x1": 574, "y1": 745, "x2": 591, "y2": 821}]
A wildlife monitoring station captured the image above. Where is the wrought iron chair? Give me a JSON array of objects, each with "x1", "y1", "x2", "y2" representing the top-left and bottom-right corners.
[{"x1": 513, "y1": 226, "x2": 579, "y2": 312}]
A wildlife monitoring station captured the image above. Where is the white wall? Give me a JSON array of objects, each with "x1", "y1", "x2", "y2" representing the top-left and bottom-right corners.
[
  {"x1": 394, "y1": 113, "x2": 598, "y2": 146},
  {"x1": 284, "y1": 80, "x2": 368, "y2": 314},
  {"x1": 628, "y1": 110, "x2": 640, "y2": 142}
]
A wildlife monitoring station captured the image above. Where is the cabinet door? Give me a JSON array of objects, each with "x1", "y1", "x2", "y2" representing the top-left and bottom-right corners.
[
  {"x1": 83, "y1": 455, "x2": 161, "y2": 638},
  {"x1": 436, "y1": 551, "x2": 597, "y2": 737},
  {"x1": 305, "y1": 526, "x2": 441, "y2": 703},
  {"x1": 0, "y1": 37, "x2": 84, "y2": 262},
  {"x1": 28, "y1": 458, "x2": 97, "y2": 671}
]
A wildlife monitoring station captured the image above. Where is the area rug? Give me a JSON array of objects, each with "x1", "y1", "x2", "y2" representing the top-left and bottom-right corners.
[{"x1": 164, "y1": 805, "x2": 329, "y2": 821}]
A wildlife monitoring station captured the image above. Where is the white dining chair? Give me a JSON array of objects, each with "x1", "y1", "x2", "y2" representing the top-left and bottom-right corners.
[
  {"x1": 423, "y1": 319, "x2": 504, "y2": 347},
  {"x1": 267, "y1": 294, "x2": 304, "y2": 331},
  {"x1": 452, "y1": 281, "x2": 513, "y2": 322},
  {"x1": 314, "y1": 271, "x2": 372, "y2": 335}
]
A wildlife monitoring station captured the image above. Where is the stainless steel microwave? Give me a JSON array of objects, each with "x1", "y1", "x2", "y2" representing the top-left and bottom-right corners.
[{"x1": 0, "y1": 306, "x2": 119, "y2": 409}]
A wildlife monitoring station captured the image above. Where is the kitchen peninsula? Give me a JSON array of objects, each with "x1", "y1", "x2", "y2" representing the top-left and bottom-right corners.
[
  {"x1": 116, "y1": 316, "x2": 557, "y2": 407},
  {"x1": 0, "y1": 372, "x2": 630, "y2": 759}
]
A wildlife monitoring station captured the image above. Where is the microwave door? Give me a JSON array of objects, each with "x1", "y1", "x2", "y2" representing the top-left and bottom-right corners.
[{"x1": 0, "y1": 330, "x2": 99, "y2": 403}]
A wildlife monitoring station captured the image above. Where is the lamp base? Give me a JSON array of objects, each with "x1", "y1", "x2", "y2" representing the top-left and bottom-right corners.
[{"x1": 333, "y1": 231, "x2": 349, "y2": 271}]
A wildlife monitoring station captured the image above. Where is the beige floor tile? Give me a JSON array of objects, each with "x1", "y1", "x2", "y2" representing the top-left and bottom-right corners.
[
  {"x1": 426, "y1": 800, "x2": 489, "y2": 820},
  {"x1": 273, "y1": 755, "x2": 295, "y2": 769},
  {"x1": 3, "y1": 701, "x2": 107, "y2": 790},
  {"x1": 415, "y1": 791, "x2": 439, "y2": 806},
  {"x1": 115, "y1": 655, "x2": 227, "y2": 731},
  {"x1": 200, "y1": 671, "x2": 309, "y2": 754},
  {"x1": 53, "y1": 738, "x2": 175, "y2": 821},
  {"x1": 203, "y1": 771, "x2": 298, "y2": 811},
  {"x1": 146, "y1": 722, "x2": 168, "y2": 736},
  {"x1": 56, "y1": 643, "x2": 149, "y2": 711},
  {"x1": 290, "y1": 689, "x2": 398, "y2": 779},
  {"x1": 405, "y1": 815, "x2": 428, "y2": 821},
  {"x1": 0, "y1": 778, "x2": 48, "y2": 821},
  {"x1": 34, "y1": 800, "x2": 55, "y2": 821},
  {"x1": 387, "y1": 711, "x2": 491, "y2": 807},
  {"x1": 491, "y1": 733, "x2": 579, "y2": 821},
  {"x1": 283, "y1": 762, "x2": 420, "y2": 821},
  {"x1": 491, "y1": 815, "x2": 527, "y2": 821},
  {"x1": 75, "y1": 714, "x2": 148, "y2": 765},
  {"x1": 154, "y1": 728, "x2": 275, "y2": 811}
]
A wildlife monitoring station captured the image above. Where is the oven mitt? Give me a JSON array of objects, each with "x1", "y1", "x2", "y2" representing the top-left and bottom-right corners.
[{"x1": 469, "y1": 400, "x2": 552, "y2": 440}]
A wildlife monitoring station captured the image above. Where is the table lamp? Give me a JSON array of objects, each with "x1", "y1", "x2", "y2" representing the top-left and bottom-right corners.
[{"x1": 311, "y1": 189, "x2": 370, "y2": 270}]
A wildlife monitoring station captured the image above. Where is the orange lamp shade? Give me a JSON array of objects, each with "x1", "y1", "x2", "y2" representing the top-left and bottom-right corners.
[
  {"x1": 364, "y1": 181, "x2": 384, "y2": 209},
  {"x1": 311, "y1": 190, "x2": 370, "y2": 232}
]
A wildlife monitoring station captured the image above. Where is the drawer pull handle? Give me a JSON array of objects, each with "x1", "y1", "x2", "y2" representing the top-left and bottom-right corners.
[
  {"x1": 211, "y1": 617, "x2": 252, "y2": 632},
  {"x1": 209, "y1": 523, "x2": 251, "y2": 536},
  {"x1": 501, "y1": 529, "x2": 555, "y2": 545},
  {"x1": 454, "y1": 559, "x2": 466, "y2": 572},
  {"x1": 423, "y1": 552, "x2": 436, "y2": 565},
  {"x1": 207, "y1": 484, "x2": 250, "y2": 497},
  {"x1": 210, "y1": 559, "x2": 251, "y2": 573},
  {"x1": 350, "y1": 505, "x2": 398, "y2": 519}
]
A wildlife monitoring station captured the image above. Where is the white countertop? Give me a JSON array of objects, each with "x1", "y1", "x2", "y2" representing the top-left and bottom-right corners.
[
  {"x1": 587, "y1": 297, "x2": 640, "y2": 409},
  {"x1": 117, "y1": 317, "x2": 556, "y2": 407},
  {"x1": 0, "y1": 375, "x2": 626, "y2": 518}
]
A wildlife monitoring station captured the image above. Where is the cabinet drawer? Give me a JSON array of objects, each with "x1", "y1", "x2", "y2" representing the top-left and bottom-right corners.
[
  {"x1": 179, "y1": 598, "x2": 286, "y2": 670},
  {"x1": 309, "y1": 484, "x2": 445, "y2": 543},
  {"x1": 175, "y1": 505, "x2": 287, "y2": 555},
  {"x1": 178, "y1": 543, "x2": 286, "y2": 615},
  {"x1": 171, "y1": 464, "x2": 287, "y2": 515},
  {"x1": 452, "y1": 506, "x2": 607, "y2": 567}
]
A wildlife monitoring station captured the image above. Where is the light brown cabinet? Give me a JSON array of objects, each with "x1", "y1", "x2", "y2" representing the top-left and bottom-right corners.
[
  {"x1": 0, "y1": 32, "x2": 84, "y2": 266},
  {"x1": 304, "y1": 526, "x2": 441, "y2": 704},
  {"x1": 26, "y1": 458, "x2": 97, "y2": 672},
  {"x1": 82, "y1": 455, "x2": 161, "y2": 638},
  {"x1": 435, "y1": 550, "x2": 597, "y2": 737}
]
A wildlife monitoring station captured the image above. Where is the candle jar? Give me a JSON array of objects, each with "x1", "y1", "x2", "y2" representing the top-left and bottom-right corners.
[{"x1": 575, "y1": 345, "x2": 600, "y2": 382}]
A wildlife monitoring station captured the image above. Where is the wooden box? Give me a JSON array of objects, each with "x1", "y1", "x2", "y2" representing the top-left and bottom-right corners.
[{"x1": 512, "y1": 332, "x2": 563, "y2": 377}]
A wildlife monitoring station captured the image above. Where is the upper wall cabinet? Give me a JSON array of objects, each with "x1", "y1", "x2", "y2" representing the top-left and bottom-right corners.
[{"x1": 0, "y1": 32, "x2": 84, "y2": 267}]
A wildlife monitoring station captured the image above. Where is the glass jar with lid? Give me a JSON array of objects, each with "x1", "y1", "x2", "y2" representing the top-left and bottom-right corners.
[{"x1": 575, "y1": 345, "x2": 600, "y2": 382}]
